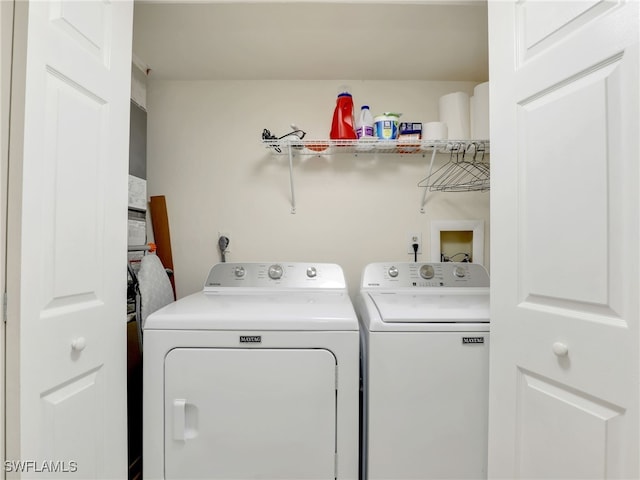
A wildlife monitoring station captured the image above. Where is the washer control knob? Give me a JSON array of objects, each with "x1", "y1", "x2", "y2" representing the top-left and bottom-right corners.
[
  {"x1": 453, "y1": 266, "x2": 466, "y2": 278},
  {"x1": 306, "y1": 266, "x2": 317, "y2": 278},
  {"x1": 388, "y1": 266, "x2": 399, "y2": 278},
  {"x1": 419, "y1": 264, "x2": 435, "y2": 280},
  {"x1": 234, "y1": 266, "x2": 246, "y2": 278},
  {"x1": 268, "y1": 264, "x2": 283, "y2": 280}
]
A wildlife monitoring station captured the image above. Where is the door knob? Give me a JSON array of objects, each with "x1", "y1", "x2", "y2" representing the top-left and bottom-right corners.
[
  {"x1": 552, "y1": 342, "x2": 568, "y2": 357},
  {"x1": 71, "y1": 337, "x2": 87, "y2": 351}
]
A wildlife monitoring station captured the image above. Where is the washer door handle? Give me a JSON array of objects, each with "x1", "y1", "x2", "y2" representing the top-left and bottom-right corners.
[{"x1": 173, "y1": 399, "x2": 186, "y2": 441}]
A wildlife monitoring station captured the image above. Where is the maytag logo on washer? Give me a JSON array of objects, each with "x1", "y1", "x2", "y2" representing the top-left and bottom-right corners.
[
  {"x1": 462, "y1": 337, "x2": 485, "y2": 345},
  {"x1": 240, "y1": 335, "x2": 262, "y2": 344}
]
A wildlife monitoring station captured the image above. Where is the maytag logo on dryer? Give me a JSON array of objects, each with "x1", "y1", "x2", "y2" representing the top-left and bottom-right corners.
[
  {"x1": 462, "y1": 337, "x2": 485, "y2": 345},
  {"x1": 240, "y1": 335, "x2": 262, "y2": 344}
]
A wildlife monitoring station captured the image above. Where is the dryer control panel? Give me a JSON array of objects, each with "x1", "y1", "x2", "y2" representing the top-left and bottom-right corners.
[
  {"x1": 361, "y1": 262, "x2": 489, "y2": 288},
  {"x1": 204, "y1": 262, "x2": 347, "y2": 290}
]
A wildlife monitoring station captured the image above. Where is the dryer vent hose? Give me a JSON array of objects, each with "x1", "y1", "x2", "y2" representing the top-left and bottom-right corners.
[{"x1": 218, "y1": 236, "x2": 230, "y2": 262}]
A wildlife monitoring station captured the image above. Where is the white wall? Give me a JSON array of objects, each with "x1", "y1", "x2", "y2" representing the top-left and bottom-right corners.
[
  {"x1": 146, "y1": 79, "x2": 490, "y2": 297},
  {"x1": 0, "y1": 0, "x2": 12, "y2": 470}
]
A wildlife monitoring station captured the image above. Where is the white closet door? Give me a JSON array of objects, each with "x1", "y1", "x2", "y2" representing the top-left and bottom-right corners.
[
  {"x1": 488, "y1": 1, "x2": 639, "y2": 478},
  {"x1": 165, "y1": 348, "x2": 337, "y2": 480},
  {"x1": 0, "y1": 0, "x2": 15, "y2": 475},
  {"x1": 6, "y1": 1, "x2": 133, "y2": 478}
]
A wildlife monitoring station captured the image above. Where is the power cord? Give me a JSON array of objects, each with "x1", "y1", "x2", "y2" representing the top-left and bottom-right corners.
[
  {"x1": 412, "y1": 243, "x2": 419, "y2": 263},
  {"x1": 442, "y1": 252, "x2": 471, "y2": 262},
  {"x1": 262, "y1": 127, "x2": 307, "y2": 153}
]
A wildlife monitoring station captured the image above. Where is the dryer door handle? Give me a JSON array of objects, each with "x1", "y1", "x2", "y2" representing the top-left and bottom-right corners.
[{"x1": 173, "y1": 398, "x2": 187, "y2": 441}]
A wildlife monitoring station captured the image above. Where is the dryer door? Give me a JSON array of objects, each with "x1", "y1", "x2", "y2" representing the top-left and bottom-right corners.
[{"x1": 164, "y1": 348, "x2": 337, "y2": 479}]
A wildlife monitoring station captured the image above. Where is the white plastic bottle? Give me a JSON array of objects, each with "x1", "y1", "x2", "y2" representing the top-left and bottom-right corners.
[{"x1": 356, "y1": 105, "x2": 375, "y2": 138}]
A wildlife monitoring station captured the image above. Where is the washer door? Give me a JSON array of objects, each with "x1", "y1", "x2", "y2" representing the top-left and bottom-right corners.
[
  {"x1": 369, "y1": 292, "x2": 489, "y2": 323},
  {"x1": 164, "y1": 348, "x2": 337, "y2": 479}
]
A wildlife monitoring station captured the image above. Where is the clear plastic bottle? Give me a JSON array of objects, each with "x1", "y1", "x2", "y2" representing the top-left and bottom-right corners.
[{"x1": 356, "y1": 105, "x2": 375, "y2": 138}]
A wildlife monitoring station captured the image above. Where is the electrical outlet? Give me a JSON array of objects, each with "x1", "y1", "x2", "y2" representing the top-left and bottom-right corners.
[{"x1": 407, "y1": 232, "x2": 422, "y2": 254}]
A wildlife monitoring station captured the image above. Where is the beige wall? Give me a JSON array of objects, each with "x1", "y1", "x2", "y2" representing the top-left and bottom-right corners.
[{"x1": 146, "y1": 79, "x2": 490, "y2": 297}]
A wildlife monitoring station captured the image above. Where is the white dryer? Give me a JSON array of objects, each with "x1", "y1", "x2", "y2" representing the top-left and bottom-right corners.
[
  {"x1": 143, "y1": 262, "x2": 360, "y2": 480},
  {"x1": 355, "y1": 262, "x2": 490, "y2": 480}
]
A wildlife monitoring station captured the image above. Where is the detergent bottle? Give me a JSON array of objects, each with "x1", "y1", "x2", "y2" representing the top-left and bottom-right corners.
[{"x1": 330, "y1": 86, "x2": 357, "y2": 140}]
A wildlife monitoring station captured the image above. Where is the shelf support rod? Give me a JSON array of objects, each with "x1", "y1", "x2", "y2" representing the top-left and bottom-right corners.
[
  {"x1": 287, "y1": 143, "x2": 296, "y2": 214},
  {"x1": 420, "y1": 146, "x2": 438, "y2": 213}
]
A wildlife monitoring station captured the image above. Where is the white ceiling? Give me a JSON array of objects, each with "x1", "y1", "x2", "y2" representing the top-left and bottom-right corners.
[{"x1": 132, "y1": 1, "x2": 489, "y2": 81}]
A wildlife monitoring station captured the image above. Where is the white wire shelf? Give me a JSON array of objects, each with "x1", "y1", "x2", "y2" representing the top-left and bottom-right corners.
[
  {"x1": 262, "y1": 138, "x2": 490, "y2": 155},
  {"x1": 261, "y1": 138, "x2": 489, "y2": 214}
]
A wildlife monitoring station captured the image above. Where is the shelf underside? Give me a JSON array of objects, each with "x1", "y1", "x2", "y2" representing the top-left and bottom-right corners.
[{"x1": 262, "y1": 138, "x2": 490, "y2": 156}]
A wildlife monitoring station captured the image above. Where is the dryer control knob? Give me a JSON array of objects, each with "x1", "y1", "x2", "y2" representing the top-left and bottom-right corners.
[
  {"x1": 453, "y1": 266, "x2": 466, "y2": 278},
  {"x1": 420, "y1": 264, "x2": 435, "y2": 279},
  {"x1": 388, "y1": 266, "x2": 399, "y2": 278},
  {"x1": 268, "y1": 264, "x2": 283, "y2": 280},
  {"x1": 234, "y1": 266, "x2": 246, "y2": 278},
  {"x1": 306, "y1": 267, "x2": 317, "y2": 278}
]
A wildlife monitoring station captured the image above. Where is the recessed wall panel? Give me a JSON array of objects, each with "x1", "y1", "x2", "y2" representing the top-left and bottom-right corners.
[
  {"x1": 516, "y1": 370, "x2": 623, "y2": 479},
  {"x1": 518, "y1": 60, "x2": 621, "y2": 312},
  {"x1": 516, "y1": 0, "x2": 619, "y2": 63},
  {"x1": 41, "y1": 368, "x2": 104, "y2": 478},
  {"x1": 42, "y1": 70, "x2": 107, "y2": 314},
  {"x1": 49, "y1": 0, "x2": 111, "y2": 65}
]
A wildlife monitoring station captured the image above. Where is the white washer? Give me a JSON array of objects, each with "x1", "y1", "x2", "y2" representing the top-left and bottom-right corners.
[
  {"x1": 355, "y1": 262, "x2": 490, "y2": 480},
  {"x1": 143, "y1": 262, "x2": 360, "y2": 480}
]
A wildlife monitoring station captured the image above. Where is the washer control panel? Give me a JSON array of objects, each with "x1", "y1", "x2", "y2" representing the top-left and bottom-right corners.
[
  {"x1": 362, "y1": 262, "x2": 489, "y2": 288},
  {"x1": 204, "y1": 262, "x2": 347, "y2": 289}
]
